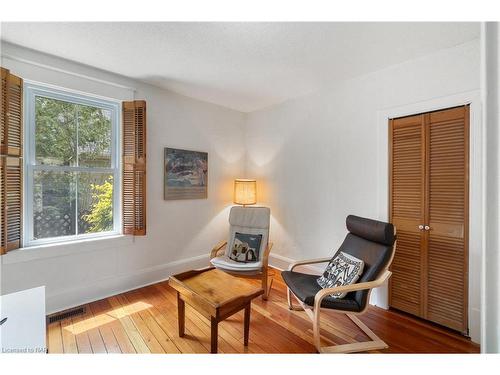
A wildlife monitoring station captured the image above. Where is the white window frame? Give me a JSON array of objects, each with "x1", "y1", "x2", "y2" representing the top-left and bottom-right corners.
[{"x1": 23, "y1": 82, "x2": 121, "y2": 247}]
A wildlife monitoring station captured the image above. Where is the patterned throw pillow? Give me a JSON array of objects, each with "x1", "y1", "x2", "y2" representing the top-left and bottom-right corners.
[
  {"x1": 316, "y1": 252, "x2": 365, "y2": 299},
  {"x1": 229, "y1": 232, "x2": 262, "y2": 263}
]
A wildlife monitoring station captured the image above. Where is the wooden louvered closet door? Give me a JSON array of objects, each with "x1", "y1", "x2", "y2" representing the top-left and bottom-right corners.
[
  {"x1": 389, "y1": 105, "x2": 469, "y2": 335},
  {"x1": 389, "y1": 115, "x2": 426, "y2": 317},
  {"x1": 426, "y1": 107, "x2": 469, "y2": 332}
]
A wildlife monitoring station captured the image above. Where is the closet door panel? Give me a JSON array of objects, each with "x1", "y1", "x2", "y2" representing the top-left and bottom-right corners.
[
  {"x1": 427, "y1": 106, "x2": 468, "y2": 333},
  {"x1": 389, "y1": 115, "x2": 425, "y2": 317}
]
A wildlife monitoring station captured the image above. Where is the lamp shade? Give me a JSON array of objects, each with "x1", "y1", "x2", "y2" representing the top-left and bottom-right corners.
[{"x1": 234, "y1": 179, "x2": 257, "y2": 205}]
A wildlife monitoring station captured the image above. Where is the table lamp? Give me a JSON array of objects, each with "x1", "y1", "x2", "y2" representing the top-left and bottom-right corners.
[{"x1": 234, "y1": 179, "x2": 256, "y2": 207}]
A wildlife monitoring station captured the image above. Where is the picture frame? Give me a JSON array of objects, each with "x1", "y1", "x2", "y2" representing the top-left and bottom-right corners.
[{"x1": 164, "y1": 147, "x2": 208, "y2": 200}]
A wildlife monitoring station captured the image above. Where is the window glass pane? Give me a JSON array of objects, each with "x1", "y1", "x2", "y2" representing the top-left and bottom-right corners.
[
  {"x1": 29, "y1": 87, "x2": 117, "y2": 245},
  {"x1": 78, "y1": 173, "x2": 114, "y2": 234},
  {"x1": 33, "y1": 171, "x2": 76, "y2": 239},
  {"x1": 35, "y1": 96, "x2": 77, "y2": 166},
  {"x1": 78, "y1": 105, "x2": 112, "y2": 168}
]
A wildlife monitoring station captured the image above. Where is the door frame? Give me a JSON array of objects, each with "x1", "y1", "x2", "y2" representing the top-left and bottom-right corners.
[{"x1": 374, "y1": 90, "x2": 483, "y2": 344}]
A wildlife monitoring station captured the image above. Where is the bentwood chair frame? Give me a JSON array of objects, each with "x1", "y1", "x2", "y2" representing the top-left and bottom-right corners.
[
  {"x1": 210, "y1": 206, "x2": 274, "y2": 300},
  {"x1": 285, "y1": 216, "x2": 396, "y2": 353}
]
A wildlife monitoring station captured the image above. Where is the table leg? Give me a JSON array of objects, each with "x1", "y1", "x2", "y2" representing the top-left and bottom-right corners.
[
  {"x1": 244, "y1": 303, "x2": 251, "y2": 346},
  {"x1": 177, "y1": 293, "x2": 185, "y2": 337},
  {"x1": 211, "y1": 316, "x2": 218, "y2": 353}
]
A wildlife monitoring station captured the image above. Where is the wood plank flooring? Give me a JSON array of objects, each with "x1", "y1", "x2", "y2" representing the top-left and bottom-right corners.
[{"x1": 46, "y1": 270, "x2": 480, "y2": 354}]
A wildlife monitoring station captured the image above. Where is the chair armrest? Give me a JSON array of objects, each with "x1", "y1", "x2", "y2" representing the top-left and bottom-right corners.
[
  {"x1": 313, "y1": 270, "x2": 392, "y2": 311},
  {"x1": 210, "y1": 240, "x2": 227, "y2": 259},
  {"x1": 288, "y1": 257, "x2": 331, "y2": 272},
  {"x1": 261, "y1": 242, "x2": 274, "y2": 268}
]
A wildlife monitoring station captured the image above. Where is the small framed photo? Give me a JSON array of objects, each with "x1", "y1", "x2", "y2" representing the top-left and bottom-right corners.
[{"x1": 164, "y1": 147, "x2": 208, "y2": 200}]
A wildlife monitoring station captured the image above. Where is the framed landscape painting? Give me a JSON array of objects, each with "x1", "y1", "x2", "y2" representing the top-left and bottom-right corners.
[{"x1": 164, "y1": 148, "x2": 208, "y2": 200}]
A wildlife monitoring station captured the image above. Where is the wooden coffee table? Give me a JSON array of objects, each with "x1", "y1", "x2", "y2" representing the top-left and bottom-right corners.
[{"x1": 168, "y1": 267, "x2": 264, "y2": 353}]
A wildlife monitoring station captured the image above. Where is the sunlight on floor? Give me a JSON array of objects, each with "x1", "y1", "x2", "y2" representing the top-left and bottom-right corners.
[{"x1": 63, "y1": 301, "x2": 152, "y2": 335}]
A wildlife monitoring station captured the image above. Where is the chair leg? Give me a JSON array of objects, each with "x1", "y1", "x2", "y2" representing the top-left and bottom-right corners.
[
  {"x1": 314, "y1": 312, "x2": 388, "y2": 354},
  {"x1": 262, "y1": 269, "x2": 269, "y2": 300},
  {"x1": 313, "y1": 304, "x2": 322, "y2": 352},
  {"x1": 287, "y1": 288, "x2": 305, "y2": 311},
  {"x1": 265, "y1": 277, "x2": 274, "y2": 299}
]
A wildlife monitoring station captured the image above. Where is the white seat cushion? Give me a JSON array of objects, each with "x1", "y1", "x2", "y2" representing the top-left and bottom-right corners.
[{"x1": 210, "y1": 255, "x2": 263, "y2": 272}]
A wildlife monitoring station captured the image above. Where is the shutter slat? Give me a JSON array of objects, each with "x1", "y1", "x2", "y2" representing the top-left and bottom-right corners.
[
  {"x1": 1, "y1": 68, "x2": 7, "y2": 152},
  {"x1": 5, "y1": 157, "x2": 22, "y2": 250},
  {"x1": 122, "y1": 100, "x2": 146, "y2": 236},
  {"x1": 1, "y1": 156, "x2": 23, "y2": 252},
  {"x1": 6, "y1": 72, "x2": 23, "y2": 156},
  {"x1": 1, "y1": 67, "x2": 23, "y2": 255},
  {"x1": 0, "y1": 159, "x2": 5, "y2": 252}
]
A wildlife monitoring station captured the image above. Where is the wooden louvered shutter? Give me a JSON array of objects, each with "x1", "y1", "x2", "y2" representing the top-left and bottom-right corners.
[
  {"x1": 1, "y1": 67, "x2": 23, "y2": 254},
  {"x1": 426, "y1": 106, "x2": 469, "y2": 333},
  {"x1": 1, "y1": 68, "x2": 7, "y2": 154},
  {"x1": 122, "y1": 100, "x2": 146, "y2": 236},
  {"x1": 389, "y1": 115, "x2": 426, "y2": 317}
]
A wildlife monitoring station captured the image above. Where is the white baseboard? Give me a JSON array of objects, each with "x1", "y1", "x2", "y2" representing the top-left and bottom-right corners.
[
  {"x1": 268, "y1": 253, "x2": 324, "y2": 274},
  {"x1": 268, "y1": 253, "x2": 294, "y2": 271},
  {"x1": 46, "y1": 254, "x2": 209, "y2": 314},
  {"x1": 469, "y1": 307, "x2": 481, "y2": 344},
  {"x1": 47, "y1": 252, "x2": 316, "y2": 314}
]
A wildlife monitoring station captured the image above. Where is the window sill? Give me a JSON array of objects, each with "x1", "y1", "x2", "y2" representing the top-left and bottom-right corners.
[{"x1": 2, "y1": 234, "x2": 134, "y2": 265}]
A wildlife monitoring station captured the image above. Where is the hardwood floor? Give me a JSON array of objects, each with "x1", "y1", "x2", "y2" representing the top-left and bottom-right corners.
[{"x1": 46, "y1": 270, "x2": 480, "y2": 354}]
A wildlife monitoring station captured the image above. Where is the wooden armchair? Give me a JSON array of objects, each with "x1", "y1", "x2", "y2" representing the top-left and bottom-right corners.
[
  {"x1": 210, "y1": 206, "x2": 274, "y2": 300},
  {"x1": 282, "y1": 215, "x2": 396, "y2": 353}
]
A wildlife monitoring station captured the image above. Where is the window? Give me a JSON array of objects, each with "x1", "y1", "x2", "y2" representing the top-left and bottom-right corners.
[{"x1": 24, "y1": 83, "x2": 120, "y2": 246}]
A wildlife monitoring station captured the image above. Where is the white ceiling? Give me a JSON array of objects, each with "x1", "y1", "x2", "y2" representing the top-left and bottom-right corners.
[{"x1": 1, "y1": 22, "x2": 479, "y2": 112}]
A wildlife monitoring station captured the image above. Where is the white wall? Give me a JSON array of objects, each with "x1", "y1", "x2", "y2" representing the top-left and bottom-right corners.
[
  {"x1": 0, "y1": 42, "x2": 246, "y2": 313},
  {"x1": 482, "y1": 22, "x2": 500, "y2": 353},
  {"x1": 0, "y1": 38, "x2": 489, "y2": 346},
  {"x1": 245, "y1": 40, "x2": 482, "y2": 342}
]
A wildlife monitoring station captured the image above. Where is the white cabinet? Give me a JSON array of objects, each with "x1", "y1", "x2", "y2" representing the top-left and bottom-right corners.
[{"x1": 0, "y1": 286, "x2": 46, "y2": 353}]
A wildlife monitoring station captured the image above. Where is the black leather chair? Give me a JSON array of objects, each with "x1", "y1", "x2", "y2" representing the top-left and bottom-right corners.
[{"x1": 282, "y1": 215, "x2": 396, "y2": 353}]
